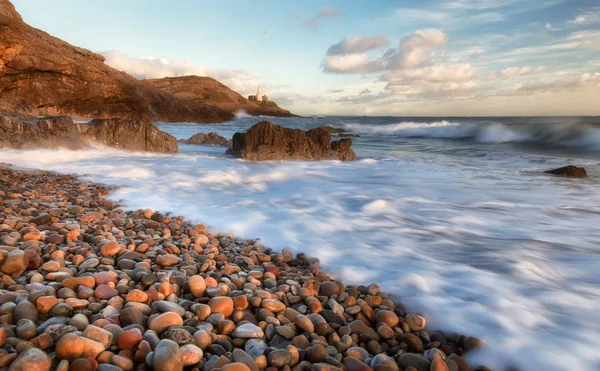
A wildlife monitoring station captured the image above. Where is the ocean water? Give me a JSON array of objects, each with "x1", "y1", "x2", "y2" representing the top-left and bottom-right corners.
[{"x1": 3, "y1": 115, "x2": 600, "y2": 370}]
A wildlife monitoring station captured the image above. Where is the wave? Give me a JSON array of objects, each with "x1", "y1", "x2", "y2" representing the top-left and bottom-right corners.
[{"x1": 343, "y1": 120, "x2": 600, "y2": 150}]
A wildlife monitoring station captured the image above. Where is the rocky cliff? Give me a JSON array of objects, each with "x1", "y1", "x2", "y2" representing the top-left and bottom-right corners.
[
  {"x1": 0, "y1": 114, "x2": 178, "y2": 153},
  {"x1": 146, "y1": 76, "x2": 295, "y2": 117},
  {"x1": 0, "y1": 0, "x2": 233, "y2": 123}
]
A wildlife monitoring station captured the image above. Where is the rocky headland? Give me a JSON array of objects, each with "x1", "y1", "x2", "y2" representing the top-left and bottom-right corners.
[
  {"x1": 0, "y1": 0, "x2": 294, "y2": 123},
  {"x1": 0, "y1": 165, "x2": 486, "y2": 371},
  {"x1": 230, "y1": 122, "x2": 357, "y2": 161},
  {"x1": 0, "y1": 114, "x2": 177, "y2": 153},
  {"x1": 146, "y1": 77, "x2": 295, "y2": 118}
]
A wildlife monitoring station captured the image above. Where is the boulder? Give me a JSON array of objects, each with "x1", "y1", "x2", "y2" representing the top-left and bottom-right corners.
[
  {"x1": 179, "y1": 132, "x2": 228, "y2": 146},
  {"x1": 0, "y1": 114, "x2": 177, "y2": 153},
  {"x1": 544, "y1": 165, "x2": 587, "y2": 178},
  {"x1": 230, "y1": 121, "x2": 356, "y2": 161}
]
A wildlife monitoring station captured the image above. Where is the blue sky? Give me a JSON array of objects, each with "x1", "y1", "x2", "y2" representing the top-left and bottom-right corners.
[{"x1": 12, "y1": 0, "x2": 600, "y2": 116}]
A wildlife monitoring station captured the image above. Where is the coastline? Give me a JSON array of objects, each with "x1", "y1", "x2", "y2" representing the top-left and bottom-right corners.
[{"x1": 0, "y1": 164, "x2": 484, "y2": 371}]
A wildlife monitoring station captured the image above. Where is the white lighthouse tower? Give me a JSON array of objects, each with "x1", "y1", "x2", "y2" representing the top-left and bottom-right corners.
[{"x1": 256, "y1": 86, "x2": 262, "y2": 102}]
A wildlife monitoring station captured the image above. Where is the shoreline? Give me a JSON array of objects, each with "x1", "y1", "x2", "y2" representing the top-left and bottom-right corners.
[{"x1": 0, "y1": 165, "x2": 485, "y2": 371}]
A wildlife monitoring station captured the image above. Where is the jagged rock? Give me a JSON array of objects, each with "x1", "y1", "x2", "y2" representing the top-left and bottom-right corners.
[
  {"x1": 544, "y1": 165, "x2": 587, "y2": 178},
  {"x1": 230, "y1": 121, "x2": 356, "y2": 161},
  {"x1": 0, "y1": 114, "x2": 177, "y2": 153}
]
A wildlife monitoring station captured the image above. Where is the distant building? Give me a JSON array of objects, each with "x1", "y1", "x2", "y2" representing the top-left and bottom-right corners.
[{"x1": 248, "y1": 86, "x2": 268, "y2": 102}]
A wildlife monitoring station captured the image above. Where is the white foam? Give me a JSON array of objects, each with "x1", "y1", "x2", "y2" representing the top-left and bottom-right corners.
[{"x1": 2, "y1": 122, "x2": 600, "y2": 370}]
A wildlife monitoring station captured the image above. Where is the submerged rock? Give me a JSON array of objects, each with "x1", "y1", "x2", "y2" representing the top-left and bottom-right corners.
[
  {"x1": 178, "y1": 132, "x2": 229, "y2": 146},
  {"x1": 544, "y1": 165, "x2": 587, "y2": 178}
]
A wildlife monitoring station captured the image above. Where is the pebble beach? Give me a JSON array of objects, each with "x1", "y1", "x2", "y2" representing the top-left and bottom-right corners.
[{"x1": 0, "y1": 165, "x2": 485, "y2": 371}]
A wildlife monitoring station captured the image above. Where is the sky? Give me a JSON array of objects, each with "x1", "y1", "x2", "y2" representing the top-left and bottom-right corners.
[{"x1": 11, "y1": 0, "x2": 600, "y2": 116}]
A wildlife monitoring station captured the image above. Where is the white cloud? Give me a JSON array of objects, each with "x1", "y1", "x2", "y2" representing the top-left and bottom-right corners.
[
  {"x1": 381, "y1": 65, "x2": 476, "y2": 84},
  {"x1": 385, "y1": 29, "x2": 448, "y2": 69},
  {"x1": 321, "y1": 54, "x2": 383, "y2": 74},
  {"x1": 487, "y1": 66, "x2": 545, "y2": 80},
  {"x1": 101, "y1": 51, "x2": 258, "y2": 92},
  {"x1": 304, "y1": 6, "x2": 341, "y2": 29},
  {"x1": 517, "y1": 72, "x2": 600, "y2": 94},
  {"x1": 570, "y1": 8, "x2": 600, "y2": 26},
  {"x1": 326, "y1": 35, "x2": 388, "y2": 56}
]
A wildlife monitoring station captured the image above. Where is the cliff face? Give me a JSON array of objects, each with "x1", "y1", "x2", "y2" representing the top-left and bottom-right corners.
[
  {"x1": 0, "y1": 114, "x2": 178, "y2": 153},
  {"x1": 0, "y1": 0, "x2": 233, "y2": 123},
  {"x1": 146, "y1": 76, "x2": 296, "y2": 118}
]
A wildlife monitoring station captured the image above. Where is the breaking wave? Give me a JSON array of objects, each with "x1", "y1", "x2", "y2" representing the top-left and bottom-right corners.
[{"x1": 343, "y1": 120, "x2": 600, "y2": 150}]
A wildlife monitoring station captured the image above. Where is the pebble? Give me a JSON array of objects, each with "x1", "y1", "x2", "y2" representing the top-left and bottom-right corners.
[
  {"x1": 232, "y1": 323, "x2": 264, "y2": 338},
  {"x1": 7, "y1": 347, "x2": 51, "y2": 371}
]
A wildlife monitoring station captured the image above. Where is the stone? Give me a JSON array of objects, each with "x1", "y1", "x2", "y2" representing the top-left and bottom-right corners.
[
  {"x1": 232, "y1": 323, "x2": 264, "y2": 338},
  {"x1": 162, "y1": 328, "x2": 195, "y2": 345},
  {"x1": 295, "y1": 315, "x2": 314, "y2": 333},
  {"x1": 14, "y1": 300, "x2": 39, "y2": 323},
  {"x1": 61, "y1": 276, "x2": 95, "y2": 290},
  {"x1": 397, "y1": 354, "x2": 430, "y2": 371},
  {"x1": 16, "y1": 319, "x2": 36, "y2": 340},
  {"x1": 83, "y1": 325, "x2": 113, "y2": 349},
  {"x1": 36, "y1": 296, "x2": 59, "y2": 313},
  {"x1": 245, "y1": 338, "x2": 268, "y2": 358},
  {"x1": 180, "y1": 344, "x2": 203, "y2": 366},
  {"x1": 262, "y1": 299, "x2": 286, "y2": 312},
  {"x1": 407, "y1": 314, "x2": 427, "y2": 331},
  {"x1": 374, "y1": 310, "x2": 399, "y2": 327},
  {"x1": 370, "y1": 354, "x2": 398, "y2": 371},
  {"x1": 118, "y1": 328, "x2": 143, "y2": 349},
  {"x1": 120, "y1": 307, "x2": 145, "y2": 327},
  {"x1": 100, "y1": 241, "x2": 121, "y2": 257},
  {"x1": 55, "y1": 333, "x2": 85, "y2": 361},
  {"x1": 232, "y1": 349, "x2": 259, "y2": 371},
  {"x1": 267, "y1": 349, "x2": 294, "y2": 367},
  {"x1": 149, "y1": 312, "x2": 183, "y2": 334},
  {"x1": 320, "y1": 282, "x2": 340, "y2": 297},
  {"x1": 1, "y1": 250, "x2": 29, "y2": 275},
  {"x1": 188, "y1": 275, "x2": 206, "y2": 297},
  {"x1": 95, "y1": 284, "x2": 118, "y2": 300},
  {"x1": 343, "y1": 357, "x2": 373, "y2": 371},
  {"x1": 306, "y1": 344, "x2": 329, "y2": 363},
  {"x1": 156, "y1": 301, "x2": 185, "y2": 315},
  {"x1": 208, "y1": 296, "x2": 234, "y2": 317},
  {"x1": 8, "y1": 347, "x2": 52, "y2": 371},
  {"x1": 45, "y1": 324, "x2": 78, "y2": 342},
  {"x1": 153, "y1": 339, "x2": 183, "y2": 371},
  {"x1": 430, "y1": 358, "x2": 450, "y2": 371},
  {"x1": 30, "y1": 213, "x2": 52, "y2": 225},
  {"x1": 221, "y1": 363, "x2": 252, "y2": 371}
]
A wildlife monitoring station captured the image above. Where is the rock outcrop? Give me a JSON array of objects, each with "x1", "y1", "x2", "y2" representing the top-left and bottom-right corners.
[
  {"x1": 230, "y1": 121, "x2": 357, "y2": 161},
  {"x1": 0, "y1": 114, "x2": 177, "y2": 153},
  {"x1": 544, "y1": 165, "x2": 587, "y2": 178},
  {"x1": 145, "y1": 76, "x2": 295, "y2": 118},
  {"x1": 179, "y1": 132, "x2": 229, "y2": 146},
  {"x1": 0, "y1": 0, "x2": 233, "y2": 123}
]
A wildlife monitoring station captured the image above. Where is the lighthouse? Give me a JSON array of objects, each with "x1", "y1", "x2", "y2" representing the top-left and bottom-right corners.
[{"x1": 256, "y1": 86, "x2": 262, "y2": 102}]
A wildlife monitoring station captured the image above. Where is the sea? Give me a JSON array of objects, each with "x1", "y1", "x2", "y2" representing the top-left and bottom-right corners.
[{"x1": 3, "y1": 115, "x2": 600, "y2": 371}]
